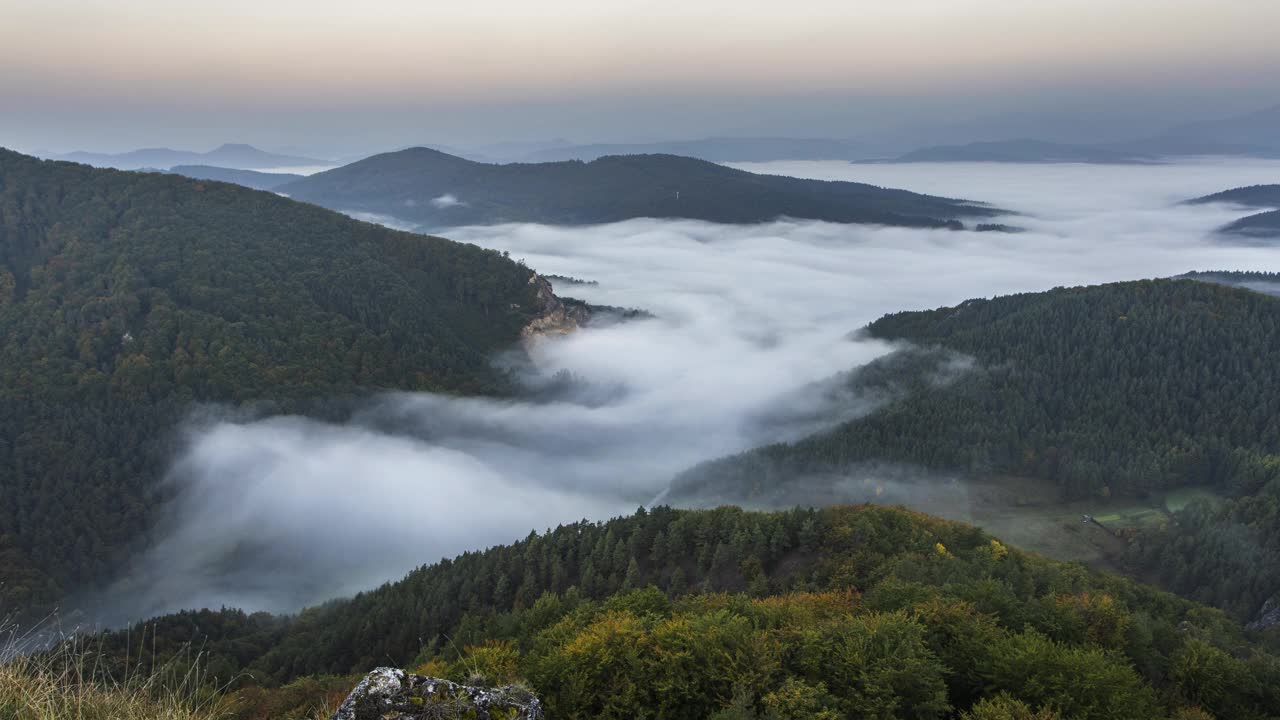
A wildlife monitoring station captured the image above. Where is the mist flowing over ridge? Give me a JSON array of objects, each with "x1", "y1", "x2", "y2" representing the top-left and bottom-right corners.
[{"x1": 86, "y1": 156, "x2": 1280, "y2": 623}]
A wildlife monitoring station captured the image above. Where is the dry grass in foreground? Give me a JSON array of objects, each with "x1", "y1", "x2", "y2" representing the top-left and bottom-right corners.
[{"x1": 0, "y1": 623, "x2": 233, "y2": 720}]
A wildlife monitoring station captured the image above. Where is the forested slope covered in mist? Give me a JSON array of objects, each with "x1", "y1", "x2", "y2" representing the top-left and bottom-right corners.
[
  {"x1": 0, "y1": 149, "x2": 547, "y2": 617},
  {"x1": 671, "y1": 279, "x2": 1280, "y2": 623},
  {"x1": 674, "y1": 279, "x2": 1280, "y2": 502},
  {"x1": 98, "y1": 505, "x2": 1280, "y2": 720}
]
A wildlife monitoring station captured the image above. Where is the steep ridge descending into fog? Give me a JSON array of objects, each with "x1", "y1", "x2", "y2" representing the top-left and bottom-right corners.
[
  {"x1": 1222, "y1": 209, "x2": 1280, "y2": 238},
  {"x1": 1184, "y1": 184, "x2": 1280, "y2": 238},
  {"x1": 96, "y1": 505, "x2": 1280, "y2": 720},
  {"x1": 277, "y1": 148, "x2": 1000, "y2": 229},
  {"x1": 169, "y1": 165, "x2": 304, "y2": 191},
  {"x1": 668, "y1": 279, "x2": 1280, "y2": 620},
  {"x1": 1184, "y1": 184, "x2": 1280, "y2": 209},
  {"x1": 0, "y1": 148, "x2": 555, "y2": 618},
  {"x1": 672, "y1": 279, "x2": 1280, "y2": 504}
]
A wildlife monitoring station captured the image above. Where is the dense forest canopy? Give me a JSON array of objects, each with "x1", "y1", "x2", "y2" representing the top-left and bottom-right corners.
[
  {"x1": 0, "y1": 148, "x2": 548, "y2": 617},
  {"x1": 101, "y1": 505, "x2": 1280, "y2": 719},
  {"x1": 277, "y1": 148, "x2": 1000, "y2": 229},
  {"x1": 669, "y1": 279, "x2": 1280, "y2": 621}
]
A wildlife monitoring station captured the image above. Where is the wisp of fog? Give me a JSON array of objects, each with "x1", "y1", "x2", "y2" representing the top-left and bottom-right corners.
[{"x1": 96, "y1": 158, "x2": 1280, "y2": 624}]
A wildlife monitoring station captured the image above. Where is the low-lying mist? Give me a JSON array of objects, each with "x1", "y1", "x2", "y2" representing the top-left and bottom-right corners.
[{"x1": 97, "y1": 158, "x2": 1280, "y2": 624}]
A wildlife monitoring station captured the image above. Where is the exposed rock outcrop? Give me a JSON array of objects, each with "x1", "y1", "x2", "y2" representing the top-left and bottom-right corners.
[
  {"x1": 1247, "y1": 596, "x2": 1280, "y2": 632},
  {"x1": 522, "y1": 274, "x2": 591, "y2": 337},
  {"x1": 330, "y1": 667, "x2": 542, "y2": 720}
]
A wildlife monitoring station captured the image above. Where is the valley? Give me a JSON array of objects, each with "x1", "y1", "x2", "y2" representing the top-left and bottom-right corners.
[
  {"x1": 3, "y1": 150, "x2": 1280, "y2": 719},
  {"x1": 8, "y1": 4, "x2": 1280, "y2": 717}
]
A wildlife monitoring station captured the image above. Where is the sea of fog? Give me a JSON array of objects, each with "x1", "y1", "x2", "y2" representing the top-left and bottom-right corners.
[{"x1": 94, "y1": 159, "x2": 1280, "y2": 623}]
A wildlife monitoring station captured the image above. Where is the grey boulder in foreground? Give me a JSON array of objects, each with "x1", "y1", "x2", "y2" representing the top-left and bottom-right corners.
[{"x1": 331, "y1": 667, "x2": 543, "y2": 720}]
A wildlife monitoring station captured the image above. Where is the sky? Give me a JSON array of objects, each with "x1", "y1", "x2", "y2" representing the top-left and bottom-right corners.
[
  {"x1": 88, "y1": 156, "x2": 1280, "y2": 623},
  {"x1": 4, "y1": 0, "x2": 1279, "y2": 156}
]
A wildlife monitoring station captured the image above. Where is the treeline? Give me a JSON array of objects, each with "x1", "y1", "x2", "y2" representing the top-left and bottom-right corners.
[
  {"x1": 0, "y1": 149, "x2": 546, "y2": 616},
  {"x1": 102, "y1": 506, "x2": 1280, "y2": 719}
]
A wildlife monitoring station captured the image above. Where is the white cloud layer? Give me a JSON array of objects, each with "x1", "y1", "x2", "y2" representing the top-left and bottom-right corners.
[{"x1": 96, "y1": 158, "x2": 1280, "y2": 623}]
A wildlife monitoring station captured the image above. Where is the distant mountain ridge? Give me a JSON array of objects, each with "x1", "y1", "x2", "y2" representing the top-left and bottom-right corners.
[
  {"x1": 881, "y1": 103, "x2": 1280, "y2": 163},
  {"x1": 884, "y1": 139, "x2": 1157, "y2": 164},
  {"x1": 53, "y1": 143, "x2": 329, "y2": 171},
  {"x1": 518, "y1": 137, "x2": 865, "y2": 163},
  {"x1": 1165, "y1": 103, "x2": 1280, "y2": 149},
  {"x1": 277, "y1": 147, "x2": 1000, "y2": 229}
]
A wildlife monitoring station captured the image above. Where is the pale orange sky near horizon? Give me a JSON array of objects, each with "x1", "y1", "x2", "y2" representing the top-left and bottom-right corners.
[{"x1": 3, "y1": 0, "x2": 1278, "y2": 152}]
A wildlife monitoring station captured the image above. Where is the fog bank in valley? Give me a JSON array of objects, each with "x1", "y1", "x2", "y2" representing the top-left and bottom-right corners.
[{"x1": 98, "y1": 158, "x2": 1280, "y2": 623}]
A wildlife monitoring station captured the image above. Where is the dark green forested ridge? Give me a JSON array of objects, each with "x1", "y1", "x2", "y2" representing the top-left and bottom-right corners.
[
  {"x1": 1184, "y1": 184, "x2": 1280, "y2": 208},
  {"x1": 0, "y1": 148, "x2": 549, "y2": 616},
  {"x1": 100, "y1": 506, "x2": 1280, "y2": 719},
  {"x1": 277, "y1": 147, "x2": 1000, "y2": 229},
  {"x1": 1223, "y1": 209, "x2": 1280, "y2": 238},
  {"x1": 670, "y1": 279, "x2": 1280, "y2": 621}
]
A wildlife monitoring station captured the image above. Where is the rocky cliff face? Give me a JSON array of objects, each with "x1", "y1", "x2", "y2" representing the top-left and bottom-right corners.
[
  {"x1": 330, "y1": 668, "x2": 542, "y2": 720},
  {"x1": 1247, "y1": 595, "x2": 1280, "y2": 632},
  {"x1": 522, "y1": 274, "x2": 591, "y2": 337}
]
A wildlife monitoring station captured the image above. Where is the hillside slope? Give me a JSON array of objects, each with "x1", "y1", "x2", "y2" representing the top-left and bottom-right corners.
[
  {"x1": 105, "y1": 505, "x2": 1280, "y2": 720},
  {"x1": 169, "y1": 165, "x2": 303, "y2": 191},
  {"x1": 0, "y1": 149, "x2": 551, "y2": 615},
  {"x1": 277, "y1": 148, "x2": 999, "y2": 229},
  {"x1": 672, "y1": 279, "x2": 1280, "y2": 502},
  {"x1": 668, "y1": 280, "x2": 1280, "y2": 620}
]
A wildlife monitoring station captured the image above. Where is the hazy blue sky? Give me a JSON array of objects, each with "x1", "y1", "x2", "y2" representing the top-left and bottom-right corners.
[{"x1": 3, "y1": 0, "x2": 1278, "y2": 155}]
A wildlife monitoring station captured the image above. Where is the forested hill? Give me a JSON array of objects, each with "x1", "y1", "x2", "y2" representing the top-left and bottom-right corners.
[
  {"x1": 102, "y1": 505, "x2": 1280, "y2": 719},
  {"x1": 1222, "y1": 209, "x2": 1280, "y2": 238},
  {"x1": 673, "y1": 279, "x2": 1280, "y2": 504},
  {"x1": 1182, "y1": 185, "x2": 1280, "y2": 239},
  {"x1": 0, "y1": 148, "x2": 549, "y2": 617},
  {"x1": 276, "y1": 147, "x2": 1000, "y2": 229},
  {"x1": 668, "y1": 279, "x2": 1280, "y2": 623},
  {"x1": 1184, "y1": 184, "x2": 1280, "y2": 209}
]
